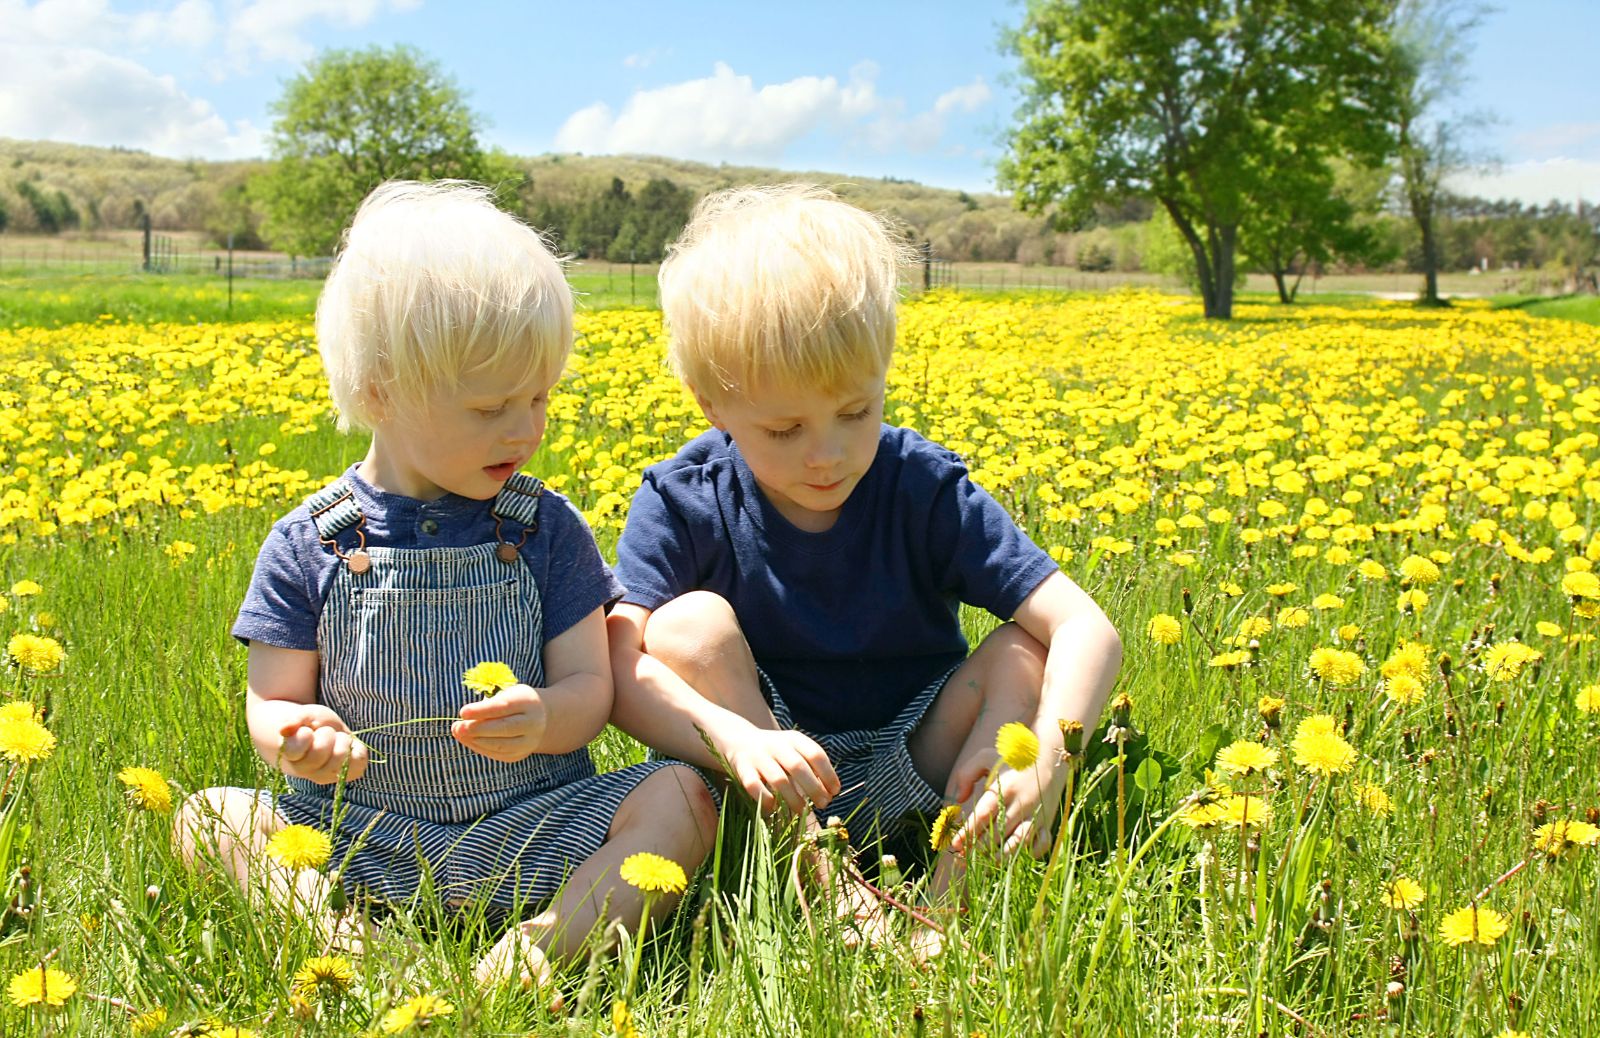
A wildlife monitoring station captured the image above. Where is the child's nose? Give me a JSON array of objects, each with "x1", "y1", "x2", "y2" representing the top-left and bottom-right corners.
[{"x1": 805, "y1": 433, "x2": 846, "y2": 469}]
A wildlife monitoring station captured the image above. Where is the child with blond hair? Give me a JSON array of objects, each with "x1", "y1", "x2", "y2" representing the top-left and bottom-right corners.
[
  {"x1": 177, "y1": 180, "x2": 716, "y2": 985},
  {"x1": 607, "y1": 184, "x2": 1122, "y2": 948}
]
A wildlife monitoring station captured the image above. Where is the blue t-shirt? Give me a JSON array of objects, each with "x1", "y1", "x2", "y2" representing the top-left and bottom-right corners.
[
  {"x1": 614, "y1": 425, "x2": 1058, "y2": 734},
  {"x1": 234, "y1": 464, "x2": 625, "y2": 651}
]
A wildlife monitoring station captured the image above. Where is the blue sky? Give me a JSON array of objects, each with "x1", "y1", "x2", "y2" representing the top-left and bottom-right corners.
[{"x1": 1, "y1": 0, "x2": 1595, "y2": 203}]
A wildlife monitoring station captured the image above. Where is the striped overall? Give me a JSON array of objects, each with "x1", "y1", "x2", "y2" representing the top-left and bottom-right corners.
[{"x1": 275, "y1": 474, "x2": 673, "y2": 911}]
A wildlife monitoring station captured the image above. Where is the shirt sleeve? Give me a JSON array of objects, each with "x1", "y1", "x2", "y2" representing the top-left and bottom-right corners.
[
  {"x1": 613, "y1": 471, "x2": 701, "y2": 611},
  {"x1": 923, "y1": 446, "x2": 1059, "y2": 620},
  {"x1": 539, "y1": 494, "x2": 627, "y2": 641},
  {"x1": 232, "y1": 521, "x2": 321, "y2": 650}
]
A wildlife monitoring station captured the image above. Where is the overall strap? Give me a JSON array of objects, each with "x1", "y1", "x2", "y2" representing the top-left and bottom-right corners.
[
  {"x1": 489, "y1": 473, "x2": 543, "y2": 563},
  {"x1": 304, "y1": 478, "x2": 364, "y2": 540}
]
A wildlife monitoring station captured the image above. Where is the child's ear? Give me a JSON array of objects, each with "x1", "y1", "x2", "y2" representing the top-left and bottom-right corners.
[
  {"x1": 363, "y1": 384, "x2": 391, "y2": 424},
  {"x1": 693, "y1": 390, "x2": 726, "y2": 431}
]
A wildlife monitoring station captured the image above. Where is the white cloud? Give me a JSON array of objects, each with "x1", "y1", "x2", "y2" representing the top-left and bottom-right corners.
[
  {"x1": 554, "y1": 64, "x2": 993, "y2": 165},
  {"x1": 225, "y1": 0, "x2": 421, "y2": 67},
  {"x1": 2, "y1": 0, "x2": 218, "y2": 49},
  {"x1": 1449, "y1": 158, "x2": 1600, "y2": 205},
  {"x1": 1511, "y1": 122, "x2": 1600, "y2": 160},
  {"x1": 623, "y1": 48, "x2": 665, "y2": 70}
]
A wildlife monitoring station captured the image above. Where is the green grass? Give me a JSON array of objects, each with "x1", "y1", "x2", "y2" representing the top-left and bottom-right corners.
[{"x1": 1494, "y1": 293, "x2": 1600, "y2": 325}]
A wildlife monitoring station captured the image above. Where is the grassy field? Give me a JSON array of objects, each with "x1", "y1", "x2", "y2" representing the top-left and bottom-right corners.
[{"x1": 0, "y1": 285, "x2": 1598, "y2": 1035}]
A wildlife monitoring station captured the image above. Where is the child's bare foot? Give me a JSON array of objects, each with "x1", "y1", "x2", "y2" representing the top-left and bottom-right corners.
[
  {"x1": 908, "y1": 922, "x2": 945, "y2": 964},
  {"x1": 474, "y1": 924, "x2": 554, "y2": 990},
  {"x1": 834, "y1": 876, "x2": 892, "y2": 949}
]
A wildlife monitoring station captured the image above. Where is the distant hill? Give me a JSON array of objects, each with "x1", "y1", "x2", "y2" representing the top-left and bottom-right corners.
[{"x1": 0, "y1": 137, "x2": 1128, "y2": 266}]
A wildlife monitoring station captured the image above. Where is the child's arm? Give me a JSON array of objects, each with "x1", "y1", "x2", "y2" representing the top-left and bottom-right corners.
[
  {"x1": 453, "y1": 607, "x2": 613, "y2": 761},
  {"x1": 951, "y1": 570, "x2": 1122, "y2": 855},
  {"x1": 607, "y1": 602, "x2": 840, "y2": 815},
  {"x1": 246, "y1": 642, "x2": 370, "y2": 785}
]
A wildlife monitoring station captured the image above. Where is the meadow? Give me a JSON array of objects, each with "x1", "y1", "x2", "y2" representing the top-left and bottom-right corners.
[{"x1": 0, "y1": 284, "x2": 1598, "y2": 1036}]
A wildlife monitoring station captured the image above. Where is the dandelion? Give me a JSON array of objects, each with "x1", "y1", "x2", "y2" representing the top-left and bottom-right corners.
[
  {"x1": 0, "y1": 713, "x2": 56, "y2": 764},
  {"x1": 1209, "y1": 649, "x2": 1251, "y2": 669},
  {"x1": 613, "y1": 1000, "x2": 640, "y2": 1038},
  {"x1": 1384, "y1": 673, "x2": 1425, "y2": 706},
  {"x1": 1355, "y1": 781, "x2": 1393, "y2": 816},
  {"x1": 5, "y1": 633, "x2": 66, "y2": 673},
  {"x1": 1277, "y1": 607, "x2": 1310, "y2": 629},
  {"x1": 1311, "y1": 593, "x2": 1345, "y2": 610},
  {"x1": 1293, "y1": 730, "x2": 1357, "y2": 776},
  {"x1": 266, "y1": 825, "x2": 332, "y2": 871},
  {"x1": 131, "y1": 1008, "x2": 168, "y2": 1035},
  {"x1": 1146, "y1": 613, "x2": 1182, "y2": 644},
  {"x1": 461, "y1": 660, "x2": 518, "y2": 696},
  {"x1": 994, "y1": 722, "x2": 1039, "y2": 771},
  {"x1": 7, "y1": 966, "x2": 77, "y2": 1008},
  {"x1": 1265, "y1": 582, "x2": 1297, "y2": 597},
  {"x1": 1396, "y1": 588, "x2": 1429, "y2": 613},
  {"x1": 1256, "y1": 694, "x2": 1285, "y2": 728},
  {"x1": 1357, "y1": 560, "x2": 1387, "y2": 580},
  {"x1": 1578, "y1": 685, "x2": 1600, "y2": 714},
  {"x1": 1179, "y1": 800, "x2": 1228, "y2": 831},
  {"x1": 1532, "y1": 819, "x2": 1600, "y2": 858},
  {"x1": 1562, "y1": 570, "x2": 1600, "y2": 600},
  {"x1": 619, "y1": 851, "x2": 687, "y2": 895},
  {"x1": 1398, "y1": 554, "x2": 1441, "y2": 585},
  {"x1": 1237, "y1": 616, "x2": 1271, "y2": 639},
  {"x1": 1218, "y1": 581, "x2": 1244, "y2": 597},
  {"x1": 930, "y1": 804, "x2": 963, "y2": 851},
  {"x1": 1217, "y1": 794, "x2": 1271, "y2": 828},
  {"x1": 1483, "y1": 642, "x2": 1541, "y2": 682},
  {"x1": 380, "y1": 993, "x2": 454, "y2": 1034},
  {"x1": 1308, "y1": 646, "x2": 1365, "y2": 685},
  {"x1": 1215, "y1": 740, "x2": 1278, "y2": 777},
  {"x1": 165, "y1": 540, "x2": 198, "y2": 563},
  {"x1": 293, "y1": 954, "x2": 356, "y2": 1002},
  {"x1": 1437, "y1": 904, "x2": 1508, "y2": 947},
  {"x1": 117, "y1": 766, "x2": 174, "y2": 814},
  {"x1": 1337, "y1": 623, "x2": 1363, "y2": 643},
  {"x1": 1381, "y1": 640, "x2": 1430, "y2": 681},
  {"x1": 8, "y1": 580, "x2": 42, "y2": 597},
  {"x1": 1382, "y1": 877, "x2": 1425, "y2": 910},
  {"x1": 1535, "y1": 620, "x2": 1562, "y2": 638},
  {"x1": 1296, "y1": 714, "x2": 1340, "y2": 739}
]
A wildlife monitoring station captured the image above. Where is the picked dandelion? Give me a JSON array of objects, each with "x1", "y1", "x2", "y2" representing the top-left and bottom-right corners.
[
  {"x1": 619, "y1": 852, "x2": 687, "y2": 895},
  {"x1": 461, "y1": 661, "x2": 518, "y2": 696},
  {"x1": 929, "y1": 803, "x2": 962, "y2": 852},
  {"x1": 994, "y1": 722, "x2": 1039, "y2": 771}
]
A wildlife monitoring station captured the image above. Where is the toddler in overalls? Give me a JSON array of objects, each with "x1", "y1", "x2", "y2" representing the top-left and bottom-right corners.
[{"x1": 176, "y1": 180, "x2": 717, "y2": 987}]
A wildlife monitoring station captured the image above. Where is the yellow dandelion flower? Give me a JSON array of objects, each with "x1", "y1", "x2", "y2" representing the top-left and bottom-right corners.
[
  {"x1": 5, "y1": 633, "x2": 66, "y2": 673},
  {"x1": 1384, "y1": 673, "x2": 1425, "y2": 706},
  {"x1": 461, "y1": 660, "x2": 518, "y2": 696},
  {"x1": 7, "y1": 966, "x2": 77, "y2": 1008},
  {"x1": 1146, "y1": 613, "x2": 1182, "y2": 645},
  {"x1": 117, "y1": 766, "x2": 174, "y2": 814},
  {"x1": 293, "y1": 955, "x2": 355, "y2": 1001},
  {"x1": 165, "y1": 540, "x2": 198, "y2": 563},
  {"x1": 613, "y1": 1000, "x2": 639, "y2": 1038},
  {"x1": 1256, "y1": 695, "x2": 1286, "y2": 726},
  {"x1": 266, "y1": 825, "x2": 332, "y2": 871},
  {"x1": 994, "y1": 722, "x2": 1039, "y2": 771},
  {"x1": 131, "y1": 1007, "x2": 168, "y2": 1035},
  {"x1": 1483, "y1": 642, "x2": 1541, "y2": 682},
  {"x1": 1380, "y1": 640, "x2": 1430, "y2": 681},
  {"x1": 8, "y1": 580, "x2": 42, "y2": 597},
  {"x1": 1532, "y1": 819, "x2": 1600, "y2": 858},
  {"x1": 1562, "y1": 570, "x2": 1600, "y2": 600},
  {"x1": 1209, "y1": 649, "x2": 1251, "y2": 669},
  {"x1": 1218, "y1": 794, "x2": 1271, "y2": 828},
  {"x1": 1382, "y1": 877, "x2": 1425, "y2": 910},
  {"x1": 1218, "y1": 581, "x2": 1244, "y2": 597},
  {"x1": 1577, "y1": 685, "x2": 1600, "y2": 714},
  {"x1": 1215, "y1": 740, "x2": 1278, "y2": 777},
  {"x1": 1296, "y1": 714, "x2": 1340, "y2": 739},
  {"x1": 1179, "y1": 800, "x2": 1227, "y2": 830},
  {"x1": 1277, "y1": 607, "x2": 1311, "y2": 629},
  {"x1": 1308, "y1": 646, "x2": 1365, "y2": 685},
  {"x1": 930, "y1": 803, "x2": 963, "y2": 851},
  {"x1": 1396, "y1": 588, "x2": 1429, "y2": 613},
  {"x1": 1357, "y1": 560, "x2": 1387, "y2": 580},
  {"x1": 1293, "y1": 730, "x2": 1357, "y2": 776},
  {"x1": 1437, "y1": 905, "x2": 1508, "y2": 947},
  {"x1": 1495, "y1": 1030, "x2": 1530, "y2": 1038},
  {"x1": 0, "y1": 715, "x2": 56, "y2": 764},
  {"x1": 1324, "y1": 545, "x2": 1353, "y2": 565},
  {"x1": 1238, "y1": 616, "x2": 1272, "y2": 638},
  {"x1": 1265, "y1": 582, "x2": 1298, "y2": 597},
  {"x1": 380, "y1": 993, "x2": 455, "y2": 1034},
  {"x1": 1311, "y1": 593, "x2": 1345, "y2": 610},
  {"x1": 1356, "y1": 782, "x2": 1393, "y2": 816},
  {"x1": 1337, "y1": 623, "x2": 1363, "y2": 643},
  {"x1": 619, "y1": 851, "x2": 687, "y2": 894},
  {"x1": 1535, "y1": 621, "x2": 1562, "y2": 638},
  {"x1": 1398, "y1": 554, "x2": 1441, "y2": 585}
]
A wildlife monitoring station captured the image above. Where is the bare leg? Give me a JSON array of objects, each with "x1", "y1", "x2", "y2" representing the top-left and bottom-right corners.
[
  {"x1": 173, "y1": 788, "x2": 357, "y2": 947},
  {"x1": 643, "y1": 592, "x2": 887, "y2": 946},
  {"x1": 906, "y1": 623, "x2": 1047, "y2": 957},
  {"x1": 475, "y1": 764, "x2": 718, "y2": 986}
]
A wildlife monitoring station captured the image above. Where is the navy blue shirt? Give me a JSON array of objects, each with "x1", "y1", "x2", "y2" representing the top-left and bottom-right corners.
[
  {"x1": 234, "y1": 464, "x2": 625, "y2": 651},
  {"x1": 614, "y1": 425, "x2": 1058, "y2": 734}
]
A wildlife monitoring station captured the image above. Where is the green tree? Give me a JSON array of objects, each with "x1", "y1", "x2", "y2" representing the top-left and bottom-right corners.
[
  {"x1": 1241, "y1": 160, "x2": 1389, "y2": 303},
  {"x1": 1387, "y1": 1, "x2": 1491, "y2": 306},
  {"x1": 253, "y1": 46, "x2": 497, "y2": 257},
  {"x1": 1001, "y1": 0, "x2": 1396, "y2": 319}
]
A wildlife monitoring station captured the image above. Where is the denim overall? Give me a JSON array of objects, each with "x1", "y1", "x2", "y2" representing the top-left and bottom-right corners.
[{"x1": 275, "y1": 473, "x2": 670, "y2": 910}]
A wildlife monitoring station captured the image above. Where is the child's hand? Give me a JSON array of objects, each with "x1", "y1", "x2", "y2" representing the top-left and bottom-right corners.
[
  {"x1": 453, "y1": 684, "x2": 548, "y2": 762},
  {"x1": 724, "y1": 729, "x2": 840, "y2": 816},
  {"x1": 277, "y1": 706, "x2": 369, "y2": 785},
  {"x1": 949, "y1": 755, "x2": 1061, "y2": 858}
]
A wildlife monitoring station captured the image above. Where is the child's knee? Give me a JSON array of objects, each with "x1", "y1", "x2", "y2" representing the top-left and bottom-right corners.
[
  {"x1": 643, "y1": 591, "x2": 747, "y2": 672},
  {"x1": 172, "y1": 787, "x2": 279, "y2": 861},
  {"x1": 623, "y1": 766, "x2": 720, "y2": 852}
]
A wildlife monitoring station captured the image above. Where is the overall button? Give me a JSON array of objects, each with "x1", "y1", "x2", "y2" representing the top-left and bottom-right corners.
[{"x1": 420, "y1": 518, "x2": 440, "y2": 535}]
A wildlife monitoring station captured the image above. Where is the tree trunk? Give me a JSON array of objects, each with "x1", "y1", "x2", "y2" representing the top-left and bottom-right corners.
[
  {"x1": 1210, "y1": 224, "x2": 1236, "y2": 319},
  {"x1": 1418, "y1": 214, "x2": 1442, "y2": 305},
  {"x1": 1273, "y1": 269, "x2": 1291, "y2": 304}
]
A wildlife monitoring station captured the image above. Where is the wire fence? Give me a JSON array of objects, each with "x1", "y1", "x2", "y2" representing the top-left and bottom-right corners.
[{"x1": 0, "y1": 235, "x2": 332, "y2": 280}]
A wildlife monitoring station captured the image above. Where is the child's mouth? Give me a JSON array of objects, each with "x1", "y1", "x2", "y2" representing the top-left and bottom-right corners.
[{"x1": 484, "y1": 462, "x2": 517, "y2": 480}]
